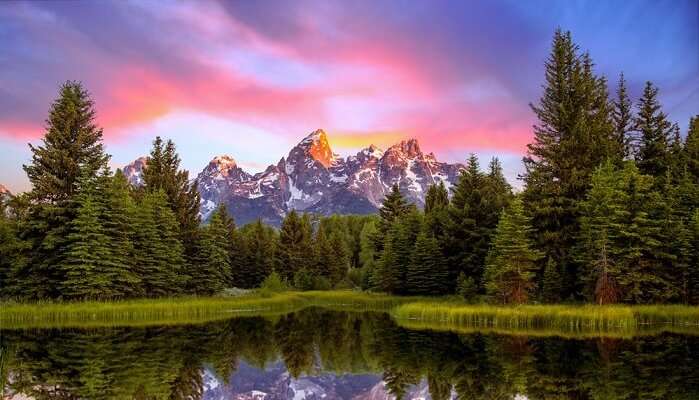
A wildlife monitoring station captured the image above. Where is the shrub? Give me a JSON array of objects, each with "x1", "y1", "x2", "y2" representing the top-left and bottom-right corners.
[
  {"x1": 259, "y1": 271, "x2": 288, "y2": 293},
  {"x1": 293, "y1": 269, "x2": 315, "y2": 291}
]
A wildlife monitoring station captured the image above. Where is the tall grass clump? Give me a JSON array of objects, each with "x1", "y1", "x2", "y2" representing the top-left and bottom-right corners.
[
  {"x1": 391, "y1": 302, "x2": 699, "y2": 336},
  {"x1": 0, "y1": 293, "x2": 307, "y2": 329},
  {"x1": 0, "y1": 290, "x2": 409, "y2": 329}
]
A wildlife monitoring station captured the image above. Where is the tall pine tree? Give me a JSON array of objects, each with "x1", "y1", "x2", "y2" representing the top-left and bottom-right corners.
[
  {"x1": 142, "y1": 137, "x2": 201, "y2": 261},
  {"x1": 522, "y1": 30, "x2": 618, "y2": 299},
  {"x1": 635, "y1": 81, "x2": 673, "y2": 180},
  {"x1": 19, "y1": 81, "x2": 109, "y2": 299},
  {"x1": 484, "y1": 197, "x2": 543, "y2": 304}
]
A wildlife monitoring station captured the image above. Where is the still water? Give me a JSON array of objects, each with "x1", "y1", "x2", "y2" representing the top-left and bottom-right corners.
[{"x1": 2, "y1": 307, "x2": 698, "y2": 399}]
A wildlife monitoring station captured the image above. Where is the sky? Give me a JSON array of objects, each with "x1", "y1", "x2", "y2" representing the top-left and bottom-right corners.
[{"x1": 1, "y1": 0, "x2": 697, "y2": 193}]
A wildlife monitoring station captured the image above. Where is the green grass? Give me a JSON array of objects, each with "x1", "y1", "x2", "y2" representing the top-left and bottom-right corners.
[
  {"x1": 2, "y1": 291, "x2": 699, "y2": 338},
  {"x1": 391, "y1": 301, "x2": 699, "y2": 337},
  {"x1": 0, "y1": 291, "x2": 415, "y2": 329}
]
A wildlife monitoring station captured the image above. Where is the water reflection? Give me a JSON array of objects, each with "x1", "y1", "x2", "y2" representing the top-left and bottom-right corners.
[{"x1": 2, "y1": 308, "x2": 699, "y2": 399}]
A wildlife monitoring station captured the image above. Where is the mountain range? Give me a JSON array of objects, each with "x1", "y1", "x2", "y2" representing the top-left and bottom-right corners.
[{"x1": 124, "y1": 129, "x2": 464, "y2": 226}]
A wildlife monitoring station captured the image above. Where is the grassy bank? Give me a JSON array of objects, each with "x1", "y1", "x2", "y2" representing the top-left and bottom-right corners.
[
  {"x1": 2, "y1": 291, "x2": 699, "y2": 337},
  {"x1": 0, "y1": 291, "x2": 409, "y2": 329},
  {"x1": 391, "y1": 302, "x2": 699, "y2": 337}
]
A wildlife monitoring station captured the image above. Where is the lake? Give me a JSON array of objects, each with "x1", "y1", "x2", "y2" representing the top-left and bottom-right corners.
[{"x1": 2, "y1": 307, "x2": 698, "y2": 399}]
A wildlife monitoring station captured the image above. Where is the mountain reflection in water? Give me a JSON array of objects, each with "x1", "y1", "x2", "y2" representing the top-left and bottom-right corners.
[{"x1": 1, "y1": 308, "x2": 699, "y2": 399}]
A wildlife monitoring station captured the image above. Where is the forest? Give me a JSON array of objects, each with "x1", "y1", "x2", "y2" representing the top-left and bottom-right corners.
[{"x1": 1, "y1": 29, "x2": 698, "y2": 305}]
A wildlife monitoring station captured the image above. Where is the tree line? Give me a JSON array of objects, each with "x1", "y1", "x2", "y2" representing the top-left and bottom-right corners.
[{"x1": 1, "y1": 29, "x2": 698, "y2": 304}]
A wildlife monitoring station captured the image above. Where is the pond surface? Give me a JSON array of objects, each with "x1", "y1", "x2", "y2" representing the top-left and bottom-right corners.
[{"x1": 1, "y1": 307, "x2": 698, "y2": 399}]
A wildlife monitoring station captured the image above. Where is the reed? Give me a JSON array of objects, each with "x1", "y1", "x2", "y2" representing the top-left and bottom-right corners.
[{"x1": 391, "y1": 301, "x2": 699, "y2": 336}]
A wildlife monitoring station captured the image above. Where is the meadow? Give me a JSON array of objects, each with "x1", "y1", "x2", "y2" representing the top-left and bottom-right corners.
[{"x1": 2, "y1": 290, "x2": 699, "y2": 337}]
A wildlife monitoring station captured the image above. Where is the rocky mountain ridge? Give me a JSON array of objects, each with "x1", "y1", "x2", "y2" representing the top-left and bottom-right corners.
[{"x1": 125, "y1": 129, "x2": 465, "y2": 226}]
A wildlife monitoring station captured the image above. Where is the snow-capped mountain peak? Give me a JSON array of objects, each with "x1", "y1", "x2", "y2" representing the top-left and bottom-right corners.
[
  {"x1": 295, "y1": 129, "x2": 336, "y2": 168},
  {"x1": 123, "y1": 129, "x2": 465, "y2": 225},
  {"x1": 385, "y1": 138, "x2": 422, "y2": 159},
  {"x1": 123, "y1": 156, "x2": 148, "y2": 186}
]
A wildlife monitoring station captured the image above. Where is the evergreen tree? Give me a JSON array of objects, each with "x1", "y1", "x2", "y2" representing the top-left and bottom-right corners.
[
  {"x1": 215, "y1": 204, "x2": 237, "y2": 286},
  {"x1": 191, "y1": 206, "x2": 230, "y2": 295},
  {"x1": 616, "y1": 164, "x2": 672, "y2": 303},
  {"x1": 668, "y1": 124, "x2": 685, "y2": 182},
  {"x1": 377, "y1": 184, "x2": 411, "y2": 239},
  {"x1": 424, "y1": 182, "x2": 451, "y2": 240},
  {"x1": 540, "y1": 257, "x2": 563, "y2": 303},
  {"x1": 425, "y1": 181, "x2": 449, "y2": 214},
  {"x1": 446, "y1": 155, "x2": 511, "y2": 291},
  {"x1": 328, "y1": 231, "x2": 350, "y2": 285},
  {"x1": 133, "y1": 191, "x2": 184, "y2": 297},
  {"x1": 19, "y1": 81, "x2": 109, "y2": 299},
  {"x1": 359, "y1": 220, "x2": 378, "y2": 289},
  {"x1": 101, "y1": 170, "x2": 140, "y2": 297},
  {"x1": 59, "y1": 175, "x2": 114, "y2": 299},
  {"x1": 406, "y1": 228, "x2": 449, "y2": 295},
  {"x1": 371, "y1": 227, "x2": 400, "y2": 293},
  {"x1": 484, "y1": 198, "x2": 543, "y2": 304},
  {"x1": 276, "y1": 211, "x2": 314, "y2": 282},
  {"x1": 689, "y1": 210, "x2": 699, "y2": 304},
  {"x1": 391, "y1": 209, "x2": 423, "y2": 294},
  {"x1": 612, "y1": 73, "x2": 634, "y2": 160},
  {"x1": 142, "y1": 137, "x2": 201, "y2": 261},
  {"x1": 0, "y1": 202, "x2": 25, "y2": 298},
  {"x1": 238, "y1": 220, "x2": 276, "y2": 288},
  {"x1": 313, "y1": 224, "x2": 333, "y2": 276},
  {"x1": 635, "y1": 81, "x2": 673, "y2": 180},
  {"x1": 683, "y1": 115, "x2": 699, "y2": 180},
  {"x1": 577, "y1": 161, "x2": 624, "y2": 304},
  {"x1": 522, "y1": 30, "x2": 617, "y2": 298}
]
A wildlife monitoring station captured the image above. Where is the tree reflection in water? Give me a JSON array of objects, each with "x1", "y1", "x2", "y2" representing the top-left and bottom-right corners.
[{"x1": 1, "y1": 308, "x2": 698, "y2": 399}]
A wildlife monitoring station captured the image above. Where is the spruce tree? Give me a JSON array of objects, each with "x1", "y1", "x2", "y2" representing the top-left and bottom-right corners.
[
  {"x1": 615, "y1": 164, "x2": 671, "y2": 303},
  {"x1": 191, "y1": 206, "x2": 230, "y2": 295},
  {"x1": 142, "y1": 137, "x2": 201, "y2": 261},
  {"x1": 689, "y1": 210, "x2": 699, "y2": 305},
  {"x1": 102, "y1": 170, "x2": 140, "y2": 297},
  {"x1": 0, "y1": 202, "x2": 25, "y2": 298},
  {"x1": 241, "y1": 220, "x2": 276, "y2": 288},
  {"x1": 377, "y1": 184, "x2": 411, "y2": 238},
  {"x1": 406, "y1": 229, "x2": 448, "y2": 295},
  {"x1": 635, "y1": 81, "x2": 672, "y2": 180},
  {"x1": 522, "y1": 30, "x2": 617, "y2": 298},
  {"x1": 313, "y1": 224, "x2": 333, "y2": 277},
  {"x1": 425, "y1": 181, "x2": 449, "y2": 214},
  {"x1": 371, "y1": 227, "x2": 400, "y2": 293},
  {"x1": 540, "y1": 257, "x2": 563, "y2": 303},
  {"x1": 683, "y1": 115, "x2": 699, "y2": 180},
  {"x1": 276, "y1": 211, "x2": 314, "y2": 282},
  {"x1": 133, "y1": 191, "x2": 184, "y2": 297},
  {"x1": 391, "y1": 209, "x2": 423, "y2": 294},
  {"x1": 484, "y1": 197, "x2": 543, "y2": 304},
  {"x1": 612, "y1": 73, "x2": 634, "y2": 160},
  {"x1": 446, "y1": 155, "x2": 510, "y2": 291},
  {"x1": 59, "y1": 175, "x2": 113, "y2": 299},
  {"x1": 328, "y1": 231, "x2": 350, "y2": 285},
  {"x1": 19, "y1": 81, "x2": 109, "y2": 299},
  {"x1": 424, "y1": 182, "x2": 450, "y2": 240},
  {"x1": 577, "y1": 161, "x2": 625, "y2": 304}
]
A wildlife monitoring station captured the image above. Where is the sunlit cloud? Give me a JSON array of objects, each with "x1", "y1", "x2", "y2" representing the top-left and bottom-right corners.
[{"x1": 0, "y1": 0, "x2": 696, "y2": 193}]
